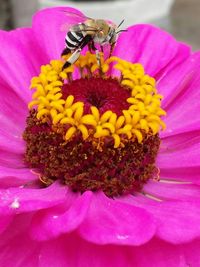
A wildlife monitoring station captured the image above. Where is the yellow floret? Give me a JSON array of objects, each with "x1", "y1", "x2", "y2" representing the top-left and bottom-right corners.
[{"x1": 28, "y1": 52, "x2": 166, "y2": 148}]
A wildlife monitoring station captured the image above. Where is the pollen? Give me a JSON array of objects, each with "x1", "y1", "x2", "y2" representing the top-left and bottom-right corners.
[{"x1": 29, "y1": 52, "x2": 166, "y2": 148}]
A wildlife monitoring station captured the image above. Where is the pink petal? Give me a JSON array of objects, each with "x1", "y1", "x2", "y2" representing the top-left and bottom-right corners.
[
  {"x1": 40, "y1": 235, "x2": 185, "y2": 267},
  {"x1": 155, "y1": 42, "x2": 190, "y2": 81},
  {"x1": 1, "y1": 224, "x2": 188, "y2": 267},
  {"x1": 160, "y1": 167, "x2": 200, "y2": 185},
  {"x1": 129, "y1": 238, "x2": 187, "y2": 267},
  {"x1": 0, "y1": 214, "x2": 193, "y2": 267},
  {"x1": 123, "y1": 196, "x2": 200, "y2": 244},
  {"x1": 182, "y1": 239, "x2": 200, "y2": 266},
  {"x1": 79, "y1": 192, "x2": 155, "y2": 245},
  {"x1": 30, "y1": 191, "x2": 92, "y2": 241},
  {"x1": 160, "y1": 128, "x2": 200, "y2": 149},
  {"x1": 114, "y1": 24, "x2": 183, "y2": 76},
  {"x1": 154, "y1": 200, "x2": 200, "y2": 243},
  {"x1": 38, "y1": 233, "x2": 132, "y2": 267},
  {"x1": 0, "y1": 150, "x2": 25, "y2": 168},
  {"x1": 32, "y1": 7, "x2": 84, "y2": 60},
  {"x1": 159, "y1": 53, "x2": 200, "y2": 138},
  {"x1": 158, "y1": 130, "x2": 200, "y2": 183},
  {"x1": 0, "y1": 181, "x2": 68, "y2": 214},
  {"x1": 158, "y1": 52, "x2": 200, "y2": 110},
  {"x1": 0, "y1": 80, "x2": 27, "y2": 133},
  {"x1": 38, "y1": 236, "x2": 70, "y2": 267},
  {"x1": 0, "y1": 167, "x2": 37, "y2": 188},
  {"x1": 158, "y1": 125, "x2": 200, "y2": 184},
  {"x1": 0, "y1": 214, "x2": 13, "y2": 234},
  {"x1": 0, "y1": 29, "x2": 42, "y2": 104},
  {"x1": 9, "y1": 27, "x2": 49, "y2": 69},
  {"x1": 144, "y1": 180, "x2": 200, "y2": 201},
  {"x1": 157, "y1": 140, "x2": 200, "y2": 169},
  {"x1": 0, "y1": 214, "x2": 40, "y2": 267},
  {"x1": 0, "y1": 129, "x2": 25, "y2": 154}
]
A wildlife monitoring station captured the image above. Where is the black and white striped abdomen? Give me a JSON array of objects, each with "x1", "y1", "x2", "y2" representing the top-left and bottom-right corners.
[{"x1": 65, "y1": 31, "x2": 84, "y2": 50}]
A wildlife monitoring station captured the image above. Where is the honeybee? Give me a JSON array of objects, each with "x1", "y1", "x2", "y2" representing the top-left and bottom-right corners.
[{"x1": 61, "y1": 10, "x2": 125, "y2": 70}]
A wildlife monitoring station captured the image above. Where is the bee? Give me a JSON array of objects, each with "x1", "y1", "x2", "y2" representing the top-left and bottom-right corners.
[{"x1": 61, "y1": 11, "x2": 125, "y2": 70}]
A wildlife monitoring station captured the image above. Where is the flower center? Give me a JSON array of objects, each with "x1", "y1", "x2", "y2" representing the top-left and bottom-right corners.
[
  {"x1": 24, "y1": 52, "x2": 166, "y2": 197},
  {"x1": 62, "y1": 77, "x2": 130, "y2": 115}
]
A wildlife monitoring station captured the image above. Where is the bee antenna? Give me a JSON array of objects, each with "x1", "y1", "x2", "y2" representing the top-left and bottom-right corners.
[
  {"x1": 117, "y1": 19, "x2": 125, "y2": 29},
  {"x1": 116, "y1": 29, "x2": 128, "y2": 34}
]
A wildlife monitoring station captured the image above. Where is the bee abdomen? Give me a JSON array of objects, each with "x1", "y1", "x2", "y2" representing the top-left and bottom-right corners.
[{"x1": 65, "y1": 31, "x2": 84, "y2": 50}]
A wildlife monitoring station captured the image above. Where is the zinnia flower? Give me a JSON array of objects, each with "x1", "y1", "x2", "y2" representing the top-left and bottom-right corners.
[{"x1": 0, "y1": 6, "x2": 200, "y2": 267}]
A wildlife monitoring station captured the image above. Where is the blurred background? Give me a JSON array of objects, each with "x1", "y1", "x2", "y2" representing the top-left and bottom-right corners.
[{"x1": 0, "y1": 0, "x2": 199, "y2": 50}]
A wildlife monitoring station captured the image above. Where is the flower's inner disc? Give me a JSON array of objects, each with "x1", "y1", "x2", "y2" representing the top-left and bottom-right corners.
[
  {"x1": 24, "y1": 52, "x2": 166, "y2": 197},
  {"x1": 62, "y1": 77, "x2": 130, "y2": 115}
]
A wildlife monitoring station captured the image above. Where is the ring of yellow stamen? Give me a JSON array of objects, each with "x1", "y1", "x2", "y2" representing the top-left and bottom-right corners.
[{"x1": 29, "y1": 52, "x2": 166, "y2": 148}]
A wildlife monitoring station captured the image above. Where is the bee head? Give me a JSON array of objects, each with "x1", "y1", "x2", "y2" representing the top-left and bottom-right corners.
[
  {"x1": 107, "y1": 19, "x2": 126, "y2": 45},
  {"x1": 108, "y1": 26, "x2": 117, "y2": 45}
]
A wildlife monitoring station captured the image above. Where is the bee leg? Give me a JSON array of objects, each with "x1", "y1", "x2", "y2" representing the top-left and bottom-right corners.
[
  {"x1": 95, "y1": 49, "x2": 101, "y2": 69},
  {"x1": 109, "y1": 42, "x2": 116, "y2": 57},
  {"x1": 94, "y1": 49, "x2": 103, "y2": 76},
  {"x1": 62, "y1": 48, "x2": 81, "y2": 70},
  {"x1": 61, "y1": 47, "x2": 71, "y2": 56},
  {"x1": 100, "y1": 45, "x2": 104, "y2": 53},
  {"x1": 80, "y1": 35, "x2": 93, "y2": 50},
  {"x1": 62, "y1": 61, "x2": 71, "y2": 70},
  {"x1": 88, "y1": 42, "x2": 93, "y2": 53},
  {"x1": 89, "y1": 41, "x2": 102, "y2": 72},
  {"x1": 62, "y1": 36, "x2": 92, "y2": 70}
]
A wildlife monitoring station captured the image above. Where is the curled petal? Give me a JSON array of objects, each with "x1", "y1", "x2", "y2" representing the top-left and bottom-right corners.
[
  {"x1": 30, "y1": 191, "x2": 92, "y2": 241},
  {"x1": 79, "y1": 192, "x2": 156, "y2": 245}
]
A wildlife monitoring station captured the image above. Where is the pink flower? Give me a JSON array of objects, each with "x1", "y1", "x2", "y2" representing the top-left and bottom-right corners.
[{"x1": 0, "y1": 6, "x2": 200, "y2": 266}]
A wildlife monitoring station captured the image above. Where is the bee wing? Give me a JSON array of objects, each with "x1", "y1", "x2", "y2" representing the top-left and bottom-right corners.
[
  {"x1": 60, "y1": 23, "x2": 73, "y2": 32},
  {"x1": 61, "y1": 23, "x2": 99, "y2": 34},
  {"x1": 61, "y1": 10, "x2": 92, "y2": 20},
  {"x1": 60, "y1": 10, "x2": 92, "y2": 32}
]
